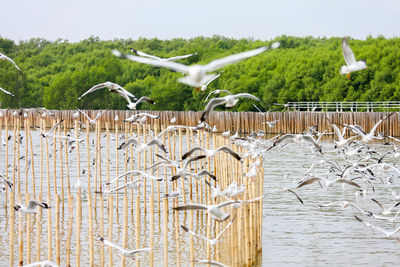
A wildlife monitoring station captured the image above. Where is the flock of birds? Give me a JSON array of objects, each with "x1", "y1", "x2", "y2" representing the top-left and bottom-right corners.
[{"x1": 0, "y1": 37, "x2": 390, "y2": 267}]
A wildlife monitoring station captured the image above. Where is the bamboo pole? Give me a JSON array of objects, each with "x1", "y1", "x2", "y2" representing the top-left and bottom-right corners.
[
  {"x1": 55, "y1": 194, "x2": 61, "y2": 265},
  {"x1": 66, "y1": 194, "x2": 73, "y2": 267},
  {"x1": 163, "y1": 198, "x2": 168, "y2": 267},
  {"x1": 88, "y1": 194, "x2": 94, "y2": 266},
  {"x1": 108, "y1": 195, "x2": 114, "y2": 267}
]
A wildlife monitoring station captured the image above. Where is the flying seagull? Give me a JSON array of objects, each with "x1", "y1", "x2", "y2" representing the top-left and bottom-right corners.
[
  {"x1": 35, "y1": 119, "x2": 64, "y2": 138},
  {"x1": 200, "y1": 93, "x2": 260, "y2": 122},
  {"x1": 114, "y1": 43, "x2": 278, "y2": 89},
  {"x1": 78, "y1": 81, "x2": 136, "y2": 100},
  {"x1": 14, "y1": 200, "x2": 50, "y2": 214},
  {"x1": 97, "y1": 235, "x2": 152, "y2": 257},
  {"x1": 340, "y1": 38, "x2": 367, "y2": 79}
]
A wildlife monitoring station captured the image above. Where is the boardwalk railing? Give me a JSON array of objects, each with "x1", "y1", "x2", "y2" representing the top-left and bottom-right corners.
[{"x1": 279, "y1": 102, "x2": 400, "y2": 112}]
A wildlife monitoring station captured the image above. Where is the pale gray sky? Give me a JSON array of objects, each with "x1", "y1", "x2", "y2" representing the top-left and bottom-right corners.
[{"x1": 2, "y1": 0, "x2": 399, "y2": 42}]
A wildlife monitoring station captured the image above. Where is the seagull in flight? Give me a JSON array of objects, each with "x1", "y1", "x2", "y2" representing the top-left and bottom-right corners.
[
  {"x1": 182, "y1": 146, "x2": 241, "y2": 161},
  {"x1": 78, "y1": 109, "x2": 109, "y2": 125},
  {"x1": 114, "y1": 44, "x2": 278, "y2": 89},
  {"x1": 327, "y1": 119, "x2": 357, "y2": 148},
  {"x1": 118, "y1": 136, "x2": 167, "y2": 153},
  {"x1": 340, "y1": 38, "x2": 367, "y2": 79},
  {"x1": 204, "y1": 89, "x2": 233, "y2": 102},
  {"x1": 354, "y1": 216, "x2": 400, "y2": 239},
  {"x1": 200, "y1": 93, "x2": 260, "y2": 122},
  {"x1": 131, "y1": 48, "x2": 197, "y2": 62},
  {"x1": 0, "y1": 87, "x2": 15, "y2": 96},
  {"x1": 181, "y1": 215, "x2": 236, "y2": 246},
  {"x1": 35, "y1": 119, "x2": 64, "y2": 138},
  {"x1": 97, "y1": 235, "x2": 152, "y2": 257},
  {"x1": 14, "y1": 200, "x2": 50, "y2": 214},
  {"x1": 78, "y1": 81, "x2": 136, "y2": 100},
  {"x1": 296, "y1": 176, "x2": 360, "y2": 189},
  {"x1": 0, "y1": 52, "x2": 23, "y2": 74}
]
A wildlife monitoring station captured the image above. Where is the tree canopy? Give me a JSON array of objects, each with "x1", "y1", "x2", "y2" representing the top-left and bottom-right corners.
[{"x1": 0, "y1": 35, "x2": 399, "y2": 111}]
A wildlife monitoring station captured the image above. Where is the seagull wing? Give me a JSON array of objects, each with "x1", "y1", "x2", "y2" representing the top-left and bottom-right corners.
[
  {"x1": 77, "y1": 109, "x2": 92, "y2": 122},
  {"x1": 48, "y1": 120, "x2": 64, "y2": 135},
  {"x1": 0, "y1": 87, "x2": 14, "y2": 96},
  {"x1": 125, "y1": 54, "x2": 189, "y2": 73},
  {"x1": 287, "y1": 189, "x2": 304, "y2": 204},
  {"x1": 173, "y1": 204, "x2": 208, "y2": 211},
  {"x1": 342, "y1": 38, "x2": 357, "y2": 66},
  {"x1": 181, "y1": 225, "x2": 209, "y2": 242},
  {"x1": 368, "y1": 112, "x2": 394, "y2": 135},
  {"x1": 166, "y1": 53, "x2": 196, "y2": 61},
  {"x1": 182, "y1": 147, "x2": 206, "y2": 160},
  {"x1": 296, "y1": 177, "x2": 322, "y2": 189},
  {"x1": 147, "y1": 138, "x2": 167, "y2": 153},
  {"x1": 200, "y1": 97, "x2": 227, "y2": 122},
  {"x1": 183, "y1": 155, "x2": 207, "y2": 170},
  {"x1": 216, "y1": 146, "x2": 241, "y2": 161},
  {"x1": 232, "y1": 93, "x2": 261, "y2": 102},
  {"x1": 215, "y1": 215, "x2": 236, "y2": 240},
  {"x1": 133, "y1": 49, "x2": 162, "y2": 60},
  {"x1": 136, "y1": 96, "x2": 155, "y2": 105},
  {"x1": 0, "y1": 53, "x2": 23, "y2": 74},
  {"x1": 118, "y1": 136, "x2": 139, "y2": 150},
  {"x1": 371, "y1": 198, "x2": 384, "y2": 211},
  {"x1": 93, "y1": 109, "x2": 109, "y2": 121},
  {"x1": 78, "y1": 83, "x2": 106, "y2": 99},
  {"x1": 334, "y1": 179, "x2": 361, "y2": 188},
  {"x1": 204, "y1": 46, "x2": 267, "y2": 72}
]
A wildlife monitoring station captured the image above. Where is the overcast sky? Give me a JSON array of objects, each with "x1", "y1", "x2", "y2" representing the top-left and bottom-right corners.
[{"x1": 2, "y1": 0, "x2": 399, "y2": 42}]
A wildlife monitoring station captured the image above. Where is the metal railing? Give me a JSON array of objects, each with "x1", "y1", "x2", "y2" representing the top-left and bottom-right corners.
[{"x1": 276, "y1": 101, "x2": 400, "y2": 112}]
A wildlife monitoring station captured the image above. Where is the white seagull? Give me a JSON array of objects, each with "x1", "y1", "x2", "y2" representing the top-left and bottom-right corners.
[
  {"x1": 78, "y1": 81, "x2": 135, "y2": 100},
  {"x1": 200, "y1": 93, "x2": 261, "y2": 122},
  {"x1": 204, "y1": 89, "x2": 233, "y2": 102},
  {"x1": 118, "y1": 136, "x2": 167, "y2": 153},
  {"x1": 97, "y1": 235, "x2": 152, "y2": 257},
  {"x1": 327, "y1": 119, "x2": 357, "y2": 148},
  {"x1": 340, "y1": 38, "x2": 367, "y2": 78},
  {"x1": 181, "y1": 215, "x2": 236, "y2": 246},
  {"x1": 182, "y1": 146, "x2": 241, "y2": 161},
  {"x1": 78, "y1": 109, "x2": 109, "y2": 125},
  {"x1": 14, "y1": 200, "x2": 50, "y2": 214},
  {"x1": 115, "y1": 44, "x2": 277, "y2": 88},
  {"x1": 35, "y1": 120, "x2": 64, "y2": 138},
  {"x1": 354, "y1": 216, "x2": 400, "y2": 239}
]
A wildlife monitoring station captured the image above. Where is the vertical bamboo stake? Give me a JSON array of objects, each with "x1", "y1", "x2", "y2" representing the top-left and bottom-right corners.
[
  {"x1": 108, "y1": 195, "x2": 114, "y2": 267},
  {"x1": 88, "y1": 194, "x2": 94, "y2": 266},
  {"x1": 26, "y1": 194, "x2": 32, "y2": 265},
  {"x1": 47, "y1": 195, "x2": 52, "y2": 261},
  {"x1": 135, "y1": 195, "x2": 141, "y2": 267},
  {"x1": 64, "y1": 123, "x2": 71, "y2": 196},
  {"x1": 121, "y1": 196, "x2": 128, "y2": 267},
  {"x1": 18, "y1": 204, "x2": 24, "y2": 266},
  {"x1": 52, "y1": 120, "x2": 58, "y2": 196},
  {"x1": 36, "y1": 197, "x2": 42, "y2": 262},
  {"x1": 174, "y1": 207, "x2": 181, "y2": 267},
  {"x1": 100, "y1": 194, "x2": 105, "y2": 267},
  {"x1": 5, "y1": 118, "x2": 9, "y2": 208},
  {"x1": 163, "y1": 199, "x2": 168, "y2": 267},
  {"x1": 28, "y1": 123, "x2": 36, "y2": 199},
  {"x1": 55, "y1": 194, "x2": 60, "y2": 265},
  {"x1": 86, "y1": 122, "x2": 91, "y2": 193},
  {"x1": 58, "y1": 126, "x2": 65, "y2": 209},
  {"x1": 189, "y1": 210, "x2": 194, "y2": 267},
  {"x1": 24, "y1": 119, "x2": 29, "y2": 195},
  {"x1": 66, "y1": 194, "x2": 73, "y2": 267},
  {"x1": 9, "y1": 193, "x2": 15, "y2": 266},
  {"x1": 76, "y1": 193, "x2": 81, "y2": 267}
]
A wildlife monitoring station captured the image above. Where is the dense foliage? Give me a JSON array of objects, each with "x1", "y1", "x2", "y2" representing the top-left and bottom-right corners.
[{"x1": 0, "y1": 35, "x2": 399, "y2": 111}]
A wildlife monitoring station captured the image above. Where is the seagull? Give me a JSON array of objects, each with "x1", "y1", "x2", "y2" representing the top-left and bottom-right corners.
[
  {"x1": 170, "y1": 117, "x2": 177, "y2": 123},
  {"x1": 123, "y1": 96, "x2": 155, "y2": 110},
  {"x1": 318, "y1": 201, "x2": 371, "y2": 215},
  {"x1": 204, "y1": 89, "x2": 232, "y2": 102},
  {"x1": 200, "y1": 93, "x2": 260, "y2": 122},
  {"x1": 341, "y1": 113, "x2": 394, "y2": 143},
  {"x1": 221, "y1": 130, "x2": 230, "y2": 137},
  {"x1": 97, "y1": 235, "x2": 152, "y2": 257},
  {"x1": 200, "y1": 71, "x2": 223, "y2": 91},
  {"x1": 165, "y1": 187, "x2": 181, "y2": 199},
  {"x1": 271, "y1": 134, "x2": 322, "y2": 154},
  {"x1": 170, "y1": 155, "x2": 207, "y2": 181},
  {"x1": 35, "y1": 120, "x2": 64, "y2": 138},
  {"x1": 115, "y1": 44, "x2": 277, "y2": 89},
  {"x1": 370, "y1": 199, "x2": 400, "y2": 215},
  {"x1": 78, "y1": 109, "x2": 109, "y2": 125},
  {"x1": 130, "y1": 48, "x2": 196, "y2": 62},
  {"x1": 0, "y1": 87, "x2": 15, "y2": 96},
  {"x1": 340, "y1": 38, "x2": 367, "y2": 79},
  {"x1": 187, "y1": 170, "x2": 217, "y2": 182},
  {"x1": 122, "y1": 113, "x2": 159, "y2": 123},
  {"x1": 327, "y1": 119, "x2": 357, "y2": 148},
  {"x1": 181, "y1": 215, "x2": 236, "y2": 246},
  {"x1": 261, "y1": 119, "x2": 279, "y2": 128},
  {"x1": 22, "y1": 261, "x2": 59, "y2": 267},
  {"x1": 354, "y1": 216, "x2": 400, "y2": 239},
  {"x1": 0, "y1": 52, "x2": 23, "y2": 74},
  {"x1": 182, "y1": 146, "x2": 241, "y2": 161},
  {"x1": 106, "y1": 170, "x2": 162, "y2": 186},
  {"x1": 173, "y1": 200, "x2": 240, "y2": 221},
  {"x1": 14, "y1": 200, "x2": 50, "y2": 214},
  {"x1": 118, "y1": 136, "x2": 167, "y2": 153},
  {"x1": 296, "y1": 176, "x2": 360, "y2": 189},
  {"x1": 78, "y1": 81, "x2": 135, "y2": 100},
  {"x1": 0, "y1": 174, "x2": 13, "y2": 189}
]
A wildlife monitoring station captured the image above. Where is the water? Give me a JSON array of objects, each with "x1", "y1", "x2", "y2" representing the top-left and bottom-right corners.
[{"x1": 262, "y1": 140, "x2": 400, "y2": 266}]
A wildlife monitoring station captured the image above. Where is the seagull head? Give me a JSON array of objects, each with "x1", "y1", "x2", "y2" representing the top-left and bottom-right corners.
[{"x1": 14, "y1": 204, "x2": 22, "y2": 211}]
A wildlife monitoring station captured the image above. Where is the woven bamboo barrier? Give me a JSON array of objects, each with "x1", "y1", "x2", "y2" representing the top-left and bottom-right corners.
[
  {"x1": 2, "y1": 110, "x2": 400, "y2": 136},
  {"x1": 1, "y1": 115, "x2": 263, "y2": 266}
]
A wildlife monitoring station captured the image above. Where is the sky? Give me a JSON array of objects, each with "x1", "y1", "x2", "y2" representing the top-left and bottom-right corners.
[{"x1": 2, "y1": 0, "x2": 400, "y2": 42}]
